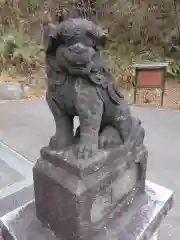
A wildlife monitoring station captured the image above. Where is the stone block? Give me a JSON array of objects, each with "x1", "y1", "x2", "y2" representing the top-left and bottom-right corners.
[
  {"x1": 33, "y1": 145, "x2": 147, "y2": 240},
  {"x1": 0, "y1": 181, "x2": 173, "y2": 240}
]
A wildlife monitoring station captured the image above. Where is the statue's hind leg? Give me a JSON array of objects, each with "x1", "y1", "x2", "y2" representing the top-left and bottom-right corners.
[
  {"x1": 75, "y1": 125, "x2": 123, "y2": 149},
  {"x1": 112, "y1": 103, "x2": 145, "y2": 148},
  {"x1": 46, "y1": 89, "x2": 74, "y2": 150},
  {"x1": 99, "y1": 125, "x2": 123, "y2": 149}
]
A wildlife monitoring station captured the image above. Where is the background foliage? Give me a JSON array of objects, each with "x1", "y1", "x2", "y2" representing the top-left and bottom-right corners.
[{"x1": 0, "y1": 0, "x2": 180, "y2": 87}]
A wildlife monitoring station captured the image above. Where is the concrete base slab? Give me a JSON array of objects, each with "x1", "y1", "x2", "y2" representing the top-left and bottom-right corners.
[
  {"x1": 0, "y1": 181, "x2": 173, "y2": 240},
  {"x1": 0, "y1": 142, "x2": 34, "y2": 217}
]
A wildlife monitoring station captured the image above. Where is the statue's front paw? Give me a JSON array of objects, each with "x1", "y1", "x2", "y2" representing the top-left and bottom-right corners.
[{"x1": 76, "y1": 143, "x2": 98, "y2": 160}]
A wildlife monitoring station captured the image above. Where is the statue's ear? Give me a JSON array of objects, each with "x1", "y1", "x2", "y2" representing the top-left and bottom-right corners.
[{"x1": 86, "y1": 30, "x2": 107, "y2": 48}]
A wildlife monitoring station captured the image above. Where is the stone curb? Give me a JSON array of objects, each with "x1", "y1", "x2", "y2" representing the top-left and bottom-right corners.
[
  {"x1": 0, "y1": 142, "x2": 34, "y2": 217},
  {"x1": 0, "y1": 83, "x2": 38, "y2": 100}
]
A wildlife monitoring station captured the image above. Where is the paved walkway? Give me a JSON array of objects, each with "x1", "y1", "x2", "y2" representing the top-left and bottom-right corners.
[{"x1": 0, "y1": 100, "x2": 180, "y2": 239}]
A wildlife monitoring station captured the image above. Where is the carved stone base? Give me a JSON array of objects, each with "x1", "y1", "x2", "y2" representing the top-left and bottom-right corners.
[
  {"x1": 0, "y1": 181, "x2": 173, "y2": 240},
  {"x1": 33, "y1": 145, "x2": 147, "y2": 240}
]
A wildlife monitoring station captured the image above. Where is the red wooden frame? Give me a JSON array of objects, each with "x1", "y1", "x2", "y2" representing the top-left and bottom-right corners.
[{"x1": 133, "y1": 63, "x2": 168, "y2": 106}]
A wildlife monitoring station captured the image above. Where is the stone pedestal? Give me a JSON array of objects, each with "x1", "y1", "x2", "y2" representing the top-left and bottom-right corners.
[
  {"x1": 0, "y1": 143, "x2": 173, "y2": 240},
  {"x1": 33, "y1": 145, "x2": 147, "y2": 240},
  {"x1": 0, "y1": 181, "x2": 173, "y2": 240}
]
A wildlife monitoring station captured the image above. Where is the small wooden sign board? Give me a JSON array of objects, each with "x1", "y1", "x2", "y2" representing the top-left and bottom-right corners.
[{"x1": 133, "y1": 63, "x2": 168, "y2": 106}]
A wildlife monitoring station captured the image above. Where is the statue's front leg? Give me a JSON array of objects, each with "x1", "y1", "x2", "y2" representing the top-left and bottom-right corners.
[
  {"x1": 75, "y1": 80, "x2": 103, "y2": 159},
  {"x1": 46, "y1": 89, "x2": 73, "y2": 150},
  {"x1": 77, "y1": 108, "x2": 103, "y2": 159}
]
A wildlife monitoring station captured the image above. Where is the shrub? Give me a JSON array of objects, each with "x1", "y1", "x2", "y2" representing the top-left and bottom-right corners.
[
  {"x1": 0, "y1": 33, "x2": 44, "y2": 75},
  {"x1": 1, "y1": 0, "x2": 180, "y2": 87}
]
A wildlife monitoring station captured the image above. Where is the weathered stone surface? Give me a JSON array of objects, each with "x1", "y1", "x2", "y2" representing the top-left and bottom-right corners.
[
  {"x1": 33, "y1": 145, "x2": 147, "y2": 240},
  {"x1": 40, "y1": 144, "x2": 131, "y2": 178},
  {"x1": 0, "y1": 181, "x2": 173, "y2": 240}
]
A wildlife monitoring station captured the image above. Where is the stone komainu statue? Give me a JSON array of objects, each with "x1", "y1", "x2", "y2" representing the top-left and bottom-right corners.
[{"x1": 43, "y1": 18, "x2": 145, "y2": 159}]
